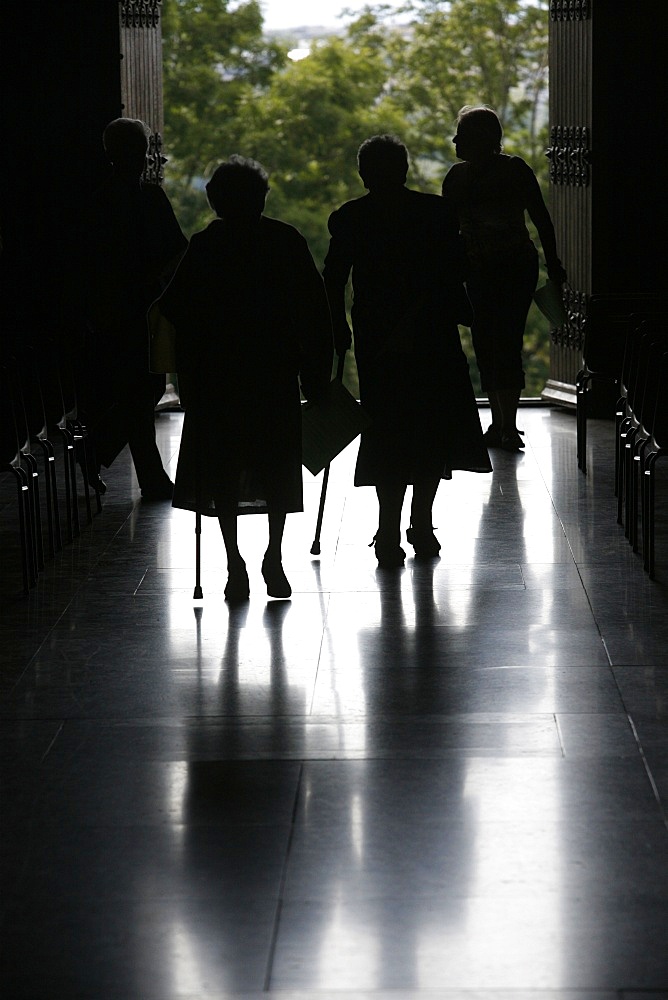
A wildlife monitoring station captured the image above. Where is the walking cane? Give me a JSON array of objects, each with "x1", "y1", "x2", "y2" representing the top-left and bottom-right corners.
[
  {"x1": 193, "y1": 510, "x2": 203, "y2": 599},
  {"x1": 193, "y1": 423, "x2": 203, "y2": 599},
  {"x1": 310, "y1": 351, "x2": 346, "y2": 555}
]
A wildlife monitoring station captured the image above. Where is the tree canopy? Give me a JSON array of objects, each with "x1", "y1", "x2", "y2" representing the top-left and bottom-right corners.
[
  {"x1": 161, "y1": 0, "x2": 286, "y2": 230},
  {"x1": 379, "y1": 0, "x2": 550, "y2": 179},
  {"x1": 161, "y1": 0, "x2": 552, "y2": 395}
]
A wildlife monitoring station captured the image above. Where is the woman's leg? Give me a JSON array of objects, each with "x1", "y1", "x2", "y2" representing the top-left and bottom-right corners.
[
  {"x1": 407, "y1": 476, "x2": 442, "y2": 557},
  {"x1": 467, "y1": 271, "x2": 502, "y2": 442},
  {"x1": 218, "y1": 512, "x2": 242, "y2": 567},
  {"x1": 410, "y1": 476, "x2": 440, "y2": 530},
  {"x1": 216, "y1": 486, "x2": 249, "y2": 602},
  {"x1": 486, "y1": 391, "x2": 504, "y2": 436},
  {"x1": 495, "y1": 388, "x2": 523, "y2": 446},
  {"x1": 493, "y1": 255, "x2": 538, "y2": 448},
  {"x1": 262, "y1": 508, "x2": 291, "y2": 598},
  {"x1": 374, "y1": 482, "x2": 407, "y2": 566},
  {"x1": 469, "y1": 256, "x2": 536, "y2": 449}
]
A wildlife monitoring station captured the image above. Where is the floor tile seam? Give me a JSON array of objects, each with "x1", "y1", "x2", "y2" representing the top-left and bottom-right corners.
[
  {"x1": 167, "y1": 712, "x2": 569, "y2": 724},
  {"x1": 177, "y1": 749, "x2": 568, "y2": 762},
  {"x1": 307, "y1": 590, "x2": 339, "y2": 718},
  {"x1": 532, "y1": 462, "x2": 610, "y2": 647},
  {"x1": 536, "y1": 464, "x2": 668, "y2": 681},
  {"x1": 39, "y1": 721, "x2": 65, "y2": 763},
  {"x1": 553, "y1": 713, "x2": 568, "y2": 757},
  {"x1": 0, "y1": 710, "x2": 626, "y2": 726},
  {"x1": 525, "y1": 435, "x2": 607, "y2": 554},
  {"x1": 264, "y1": 883, "x2": 668, "y2": 904},
  {"x1": 55, "y1": 747, "x2": 563, "y2": 761},
  {"x1": 263, "y1": 760, "x2": 304, "y2": 991},
  {"x1": 540, "y1": 503, "x2": 624, "y2": 685},
  {"x1": 602, "y1": 653, "x2": 668, "y2": 825},
  {"x1": 625, "y1": 714, "x2": 668, "y2": 833},
  {"x1": 312, "y1": 663, "x2": 618, "y2": 677}
]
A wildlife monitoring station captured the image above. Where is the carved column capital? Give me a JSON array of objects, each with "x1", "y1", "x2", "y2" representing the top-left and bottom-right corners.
[
  {"x1": 120, "y1": 1, "x2": 162, "y2": 29},
  {"x1": 550, "y1": 0, "x2": 591, "y2": 20}
]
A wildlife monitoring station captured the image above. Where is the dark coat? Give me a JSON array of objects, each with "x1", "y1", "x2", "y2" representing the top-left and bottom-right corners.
[
  {"x1": 76, "y1": 175, "x2": 187, "y2": 466},
  {"x1": 323, "y1": 186, "x2": 491, "y2": 485},
  {"x1": 158, "y1": 215, "x2": 333, "y2": 515},
  {"x1": 80, "y1": 175, "x2": 187, "y2": 368}
]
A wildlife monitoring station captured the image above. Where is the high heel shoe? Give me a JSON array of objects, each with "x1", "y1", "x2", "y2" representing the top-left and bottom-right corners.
[
  {"x1": 369, "y1": 533, "x2": 405, "y2": 568},
  {"x1": 406, "y1": 524, "x2": 441, "y2": 558},
  {"x1": 224, "y1": 564, "x2": 249, "y2": 603},
  {"x1": 261, "y1": 557, "x2": 291, "y2": 599},
  {"x1": 501, "y1": 431, "x2": 525, "y2": 452},
  {"x1": 483, "y1": 425, "x2": 525, "y2": 450}
]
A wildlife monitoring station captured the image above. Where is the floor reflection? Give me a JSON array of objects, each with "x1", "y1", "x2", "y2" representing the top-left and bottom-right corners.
[{"x1": 3, "y1": 409, "x2": 668, "y2": 995}]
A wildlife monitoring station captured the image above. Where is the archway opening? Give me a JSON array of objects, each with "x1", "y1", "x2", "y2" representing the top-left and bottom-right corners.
[{"x1": 161, "y1": 0, "x2": 553, "y2": 400}]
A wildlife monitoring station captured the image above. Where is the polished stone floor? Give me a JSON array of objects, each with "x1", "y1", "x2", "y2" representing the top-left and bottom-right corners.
[{"x1": 2, "y1": 406, "x2": 668, "y2": 999}]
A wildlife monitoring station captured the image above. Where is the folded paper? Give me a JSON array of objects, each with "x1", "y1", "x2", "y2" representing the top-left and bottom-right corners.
[
  {"x1": 533, "y1": 280, "x2": 567, "y2": 328},
  {"x1": 302, "y1": 379, "x2": 371, "y2": 475}
]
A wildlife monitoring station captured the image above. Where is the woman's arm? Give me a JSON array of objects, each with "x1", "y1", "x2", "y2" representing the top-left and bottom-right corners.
[
  {"x1": 292, "y1": 232, "x2": 334, "y2": 401},
  {"x1": 523, "y1": 163, "x2": 567, "y2": 283},
  {"x1": 322, "y1": 209, "x2": 354, "y2": 356}
]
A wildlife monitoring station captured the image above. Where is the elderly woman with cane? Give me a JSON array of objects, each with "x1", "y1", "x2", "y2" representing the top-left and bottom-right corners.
[{"x1": 156, "y1": 156, "x2": 332, "y2": 602}]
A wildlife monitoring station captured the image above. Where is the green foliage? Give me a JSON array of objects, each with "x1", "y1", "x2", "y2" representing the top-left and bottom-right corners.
[
  {"x1": 242, "y1": 28, "x2": 407, "y2": 265},
  {"x1": 162, "y1": 0, "x2": 553, "y2": 394},
  {"x1": 161, "y1": 0, "x2": 287, "y2": 233},
  {"x1": 357, "y1": 0, "x2": 550, "y2": 187}
]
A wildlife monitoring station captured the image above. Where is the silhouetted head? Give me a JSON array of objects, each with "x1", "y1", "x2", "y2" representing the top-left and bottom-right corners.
[
  {"x1": 357, "y1": 135, "x2": 409, "y2": 191},
  {"x1": 206, "y1": 156, "x2": 269, "y2": 220},
  {"x1": 102, "y1": 118, "x2": 150, "y2": 180},
  {"x1": 453, "y1": 106, "x2": 503, "y2": 162}
]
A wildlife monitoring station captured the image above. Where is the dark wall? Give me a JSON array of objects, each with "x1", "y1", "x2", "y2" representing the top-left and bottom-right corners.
[
  {"x1": 591, "y1": 4, "x2": 667, "y2": 291},
  {"x1": 0, "y1": 2, "x2": 121, "y2": 330}
]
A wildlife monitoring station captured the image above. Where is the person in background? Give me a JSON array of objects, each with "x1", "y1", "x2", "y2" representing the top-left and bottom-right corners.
[
  {"x1": 442, "y1": 105, "x2": 567, "y2": 451},
  {"x1": 156, "y1": 156, "x2": 332, "y2": 602},
  {"x1": 323, "y1": 134, "x2": 491, "y2": 568},
  {"x1": 78, "y1": 117, "x2": 187, "y2": 498}
]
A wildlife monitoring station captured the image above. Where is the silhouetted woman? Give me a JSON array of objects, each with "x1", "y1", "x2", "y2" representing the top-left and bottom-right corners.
[
  {"x1": 79, "y1": 118, "x2": 187, "y2": 498},
  {"x1": 324, "y1": 135, "x2": 491, "y2": 568},
  {"x1": 441, "y1": 106, "x2": 566, "y2": 451},
  {"x1": 157, "y1": 156, "x2": 332, "y2": 601}
]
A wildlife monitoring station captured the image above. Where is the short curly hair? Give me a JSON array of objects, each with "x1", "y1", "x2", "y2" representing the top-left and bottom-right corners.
[
  {"x1": 102, "y1": 118, "x2": 150, "y2": 162},
  {"x1": 357, "y1": 134, "x2": 409, "y2": 187},
  {"x1": 206, "y1": 155, "x2": 269, "y2": 216},
  {"x1": 455, "y1": 106, "x2": 503, "y2": 154}
]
